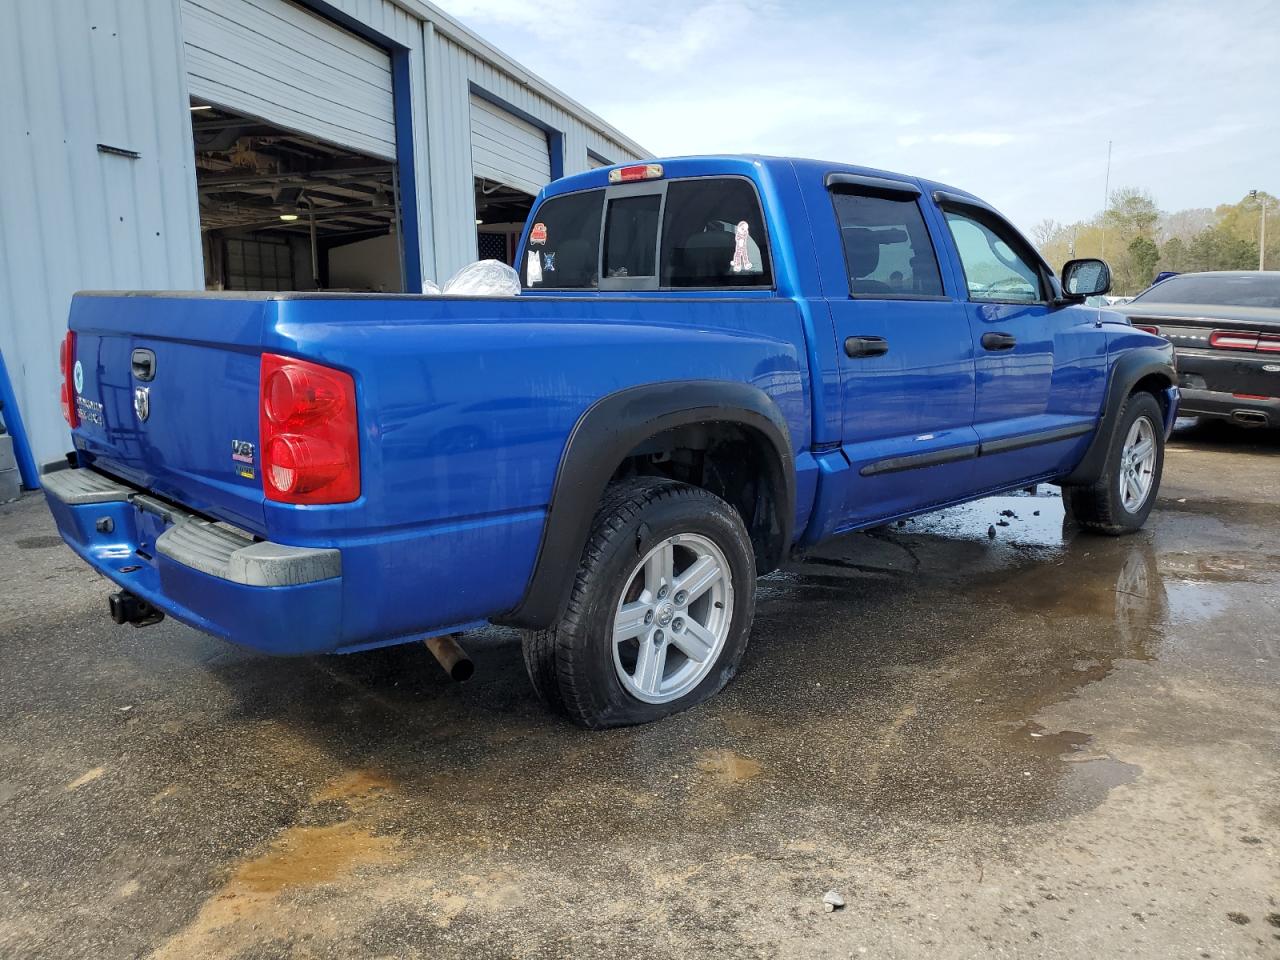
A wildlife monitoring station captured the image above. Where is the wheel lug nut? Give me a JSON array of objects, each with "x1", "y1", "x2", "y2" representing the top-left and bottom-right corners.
[
  {"x1": 653, "y1": 630, "x2": 665, "y2": 644},
  {"x1": 673, "y1": 617, "x2": 684, "y2": 632},
  {"x1": 658, "y1": 586, "x2": 668, "y2": 600},
  {"x1": 644, "y1": 609, "x2": 654, "y2": 624},
  {"x1": 674, "y1": 590, "x2": 687, "y2": 606}
]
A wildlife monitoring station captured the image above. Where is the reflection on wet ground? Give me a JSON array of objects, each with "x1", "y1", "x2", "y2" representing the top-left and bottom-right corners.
[{"x1": 2, "y1": 421, "x2": 1279, "y2": 958}]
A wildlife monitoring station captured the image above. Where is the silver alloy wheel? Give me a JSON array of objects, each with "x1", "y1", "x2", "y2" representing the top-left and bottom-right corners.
[
  {"x1": 1119, "y1": 415, "x2": 1157, "y2": 512},
  {"x1": 611, "y1": 533, "x2": 733, "y2": 705}
]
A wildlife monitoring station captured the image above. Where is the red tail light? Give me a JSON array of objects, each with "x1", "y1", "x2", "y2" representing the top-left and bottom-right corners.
[
  {"x1": 1258, "y1": 334, "x2": 1280, "y2": 353},
  {"x1": 1209, "y1": 330, "x2": 1260, "y2": 351},
  {"x1": 1133, "y1": 324, "x2": 1161, "y2": 335},
  {"x1": 59, "y1": 330, "x2": 79, "y2": 428},
  {"x1": 259, "y1": 353, "x2": 359, "y2": 503},
  {"x1": 607, "y1": 163, "x2": 664, "y2": 183}
]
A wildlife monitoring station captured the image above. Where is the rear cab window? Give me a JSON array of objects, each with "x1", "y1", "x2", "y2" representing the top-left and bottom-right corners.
[
  {"x1": 523, "y1": 189, "x2": 603, "y2": 289},
  {"x1": 522, "y1": 175, "x2": 773, "y2": 292}
]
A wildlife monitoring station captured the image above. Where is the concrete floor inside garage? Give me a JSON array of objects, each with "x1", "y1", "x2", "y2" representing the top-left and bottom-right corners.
[{"x1": 1, "y1": 420, "x2": 1278, "y2": 959}]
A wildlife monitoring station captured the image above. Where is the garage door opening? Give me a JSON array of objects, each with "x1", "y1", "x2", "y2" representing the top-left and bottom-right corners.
[
  {"x1": 193, "y1": 102, "x2": 403, "y2": 291},
  {"x1": 474, "y1": 178, "x2": 534, "y2": 266}
]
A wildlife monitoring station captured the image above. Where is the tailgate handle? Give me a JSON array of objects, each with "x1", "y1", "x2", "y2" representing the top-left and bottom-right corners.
[{"x1": 131, "y1": 348, "x2": 156, "y2": 382}]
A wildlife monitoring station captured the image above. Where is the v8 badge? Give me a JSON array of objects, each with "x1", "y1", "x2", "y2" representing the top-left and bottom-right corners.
[{"x1": 133, "y1": 386, "x2": 150, "y2": 422}]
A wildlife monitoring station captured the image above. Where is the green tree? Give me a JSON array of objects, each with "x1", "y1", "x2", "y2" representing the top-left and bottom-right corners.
[
  {"x1": 1122, "y1": 235, "x2": 1161, "y2": 291},
  {"x1": 1159, "y1": 236, "x2": 1189, "y2": 273},
  {"x1": 1186, "y1": 227, "x2": 1257, "y2": 272}
]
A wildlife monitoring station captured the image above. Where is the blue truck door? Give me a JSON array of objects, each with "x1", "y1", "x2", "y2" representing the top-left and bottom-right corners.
[
  {"x1": 808, "y1": 174, "x2": 979, "y2": 535},
  {"x1": 934, "y1": 197, "x2": 1107, "y2": 486}
]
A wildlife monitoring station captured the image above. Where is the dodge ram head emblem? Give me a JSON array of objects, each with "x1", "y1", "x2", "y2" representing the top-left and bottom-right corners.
[{"x1": 133, "y1": 386, "x2": 150, "y2": 422}]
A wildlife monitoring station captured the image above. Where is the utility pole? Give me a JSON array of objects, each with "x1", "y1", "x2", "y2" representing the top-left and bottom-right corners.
[
  {"x1": 1101, "y1": 140, "x2": 1113, "y2": 258},
  {"x1": 1250, "y1": 190, "x2": 1268, "y2": 270},
  {"x1": 1261, "y1": 197, "x2": 1268, "y2": 271}
]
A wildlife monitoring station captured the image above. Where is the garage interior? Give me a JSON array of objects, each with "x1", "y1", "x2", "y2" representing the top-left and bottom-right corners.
[
  {"x1": 474, "y1": 178, "x2": 535, "y2": 265},
  {"x1": 193, "y1": 101, "x2": 404, "y2": 292}
]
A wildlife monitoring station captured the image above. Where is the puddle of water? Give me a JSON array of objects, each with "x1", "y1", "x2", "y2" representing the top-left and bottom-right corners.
[{"x1": 907, "y1": 489, "x2": 1070, "y2": 549}]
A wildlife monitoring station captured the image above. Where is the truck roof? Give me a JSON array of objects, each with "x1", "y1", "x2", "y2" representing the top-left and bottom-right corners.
[{"x1": 540, "y1": 154, "x2": 984, "y2": 208}]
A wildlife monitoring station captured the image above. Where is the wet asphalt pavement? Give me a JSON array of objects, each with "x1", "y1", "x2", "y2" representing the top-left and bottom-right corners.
[{"x1": 1, "y1": 420, "x2": 1278, "y2": 960}]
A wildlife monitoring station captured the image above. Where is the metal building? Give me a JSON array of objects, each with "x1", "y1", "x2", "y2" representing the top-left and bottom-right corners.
[{"x1": 0, "y1": 0, "x2": 645, "y2": 475}]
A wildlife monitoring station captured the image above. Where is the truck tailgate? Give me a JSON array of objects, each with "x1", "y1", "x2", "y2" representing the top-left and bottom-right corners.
[{"x1": 68, "y1": 293, "x2": 270, "y2": 534}]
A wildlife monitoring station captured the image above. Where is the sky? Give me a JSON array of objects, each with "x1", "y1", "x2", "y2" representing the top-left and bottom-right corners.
[{"x1": 436, "y1": 0, "x2": 1280, "y2": 234}]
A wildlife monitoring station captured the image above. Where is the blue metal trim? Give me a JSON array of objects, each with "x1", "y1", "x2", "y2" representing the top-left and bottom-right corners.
[
  {"x1": 0, "y1": 347, "x2": 41, "y2": 489},
  {"x1": 391, "y1": 49, "x2": 422, "y2": 291},
  {"x1": 548, "y1": 131, "x2": 565, "y2": 181}
]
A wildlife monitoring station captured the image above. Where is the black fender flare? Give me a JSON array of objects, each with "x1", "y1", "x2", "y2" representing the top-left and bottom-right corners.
[
  {"x1": 497, "y1": 380, "x2": 796, "y2": 630},
  {"x1": 1060, "y1": 345, "x2": 1176, "y2": 486}
]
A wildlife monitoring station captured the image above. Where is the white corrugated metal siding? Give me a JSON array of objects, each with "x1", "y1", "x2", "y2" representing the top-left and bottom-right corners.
[
  {"x1": 1, "y1": 0, "x2": 645, "y2": 470},
  {"x1": 182, "y1": 0, "x2": 396, "y2": 159},
  {"x1": 469, "y1": 95, "x2": 550, "y2": 197},
  {"x1": 0, "y1": 0, "x2": 203, "y2": 469}
]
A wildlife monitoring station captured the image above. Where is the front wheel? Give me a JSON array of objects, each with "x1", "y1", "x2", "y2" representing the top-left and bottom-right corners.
[
  {"x1": 522, "y1": 477, "x2": 756, "y2": 728},
  {"x1": 1065, "y1": 391, "x2": 1166, "y2": 535}
]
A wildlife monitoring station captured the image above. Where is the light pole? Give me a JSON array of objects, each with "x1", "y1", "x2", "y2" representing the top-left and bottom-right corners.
[{"x1": 1250, "y1": 189, "x2": 1268, "y2": 270}]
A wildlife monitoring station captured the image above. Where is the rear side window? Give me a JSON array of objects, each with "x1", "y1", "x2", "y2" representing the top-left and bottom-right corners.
[
  {"x1": 831, "y1": 192, "x2": 944, "y2": 298},
  {"x1": 523, "y1": 189, "x2": 603, "y2": 288},
  {"x1": 660, "y1": 178, "x2": 772, "y2": 288},
  {"x1": 603, "y1": 194, "x2": 661, "y2": 279}
]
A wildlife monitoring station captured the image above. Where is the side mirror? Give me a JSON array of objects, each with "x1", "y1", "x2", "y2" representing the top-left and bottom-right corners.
[{"x1": 1061, "y1": 258, "x2": 1111, "y2": 297}]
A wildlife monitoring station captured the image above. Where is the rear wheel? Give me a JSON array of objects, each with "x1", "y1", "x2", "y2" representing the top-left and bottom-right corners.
[
  {"x1": 522, "y1": 477, "x2": 756, "y2": 728},
  {"x1": 1065, "y1": 391, "x2": 1165, "y2": 535}
]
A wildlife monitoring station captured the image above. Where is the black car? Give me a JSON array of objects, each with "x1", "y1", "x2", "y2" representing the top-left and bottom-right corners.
[{"x1": 1116, "y1": 271, "x2": 1280, "y2": 428}]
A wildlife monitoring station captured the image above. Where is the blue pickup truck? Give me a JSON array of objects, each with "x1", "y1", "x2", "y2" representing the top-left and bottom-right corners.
[{"x1": 44, "y1": 156, "x2": 1177, "y2": 727}]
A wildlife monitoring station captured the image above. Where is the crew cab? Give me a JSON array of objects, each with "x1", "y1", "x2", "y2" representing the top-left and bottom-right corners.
[
  {"x1": 44, "y1": 156, "x2": 1178, "y2": 727},
  {"x1": 1114, "y1": 271, "x2": 1280, "y2": 428}
]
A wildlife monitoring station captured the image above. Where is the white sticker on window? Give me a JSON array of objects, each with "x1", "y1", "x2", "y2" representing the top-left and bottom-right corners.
[
  {"x1": 527, "y1": 250, "x2": 543, "y2": 285},
  {"x1": 730, "y1": 221, "x2": 754, "y2": 273}
]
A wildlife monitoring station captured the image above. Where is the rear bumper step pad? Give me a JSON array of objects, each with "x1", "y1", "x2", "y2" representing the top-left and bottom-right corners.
[{"x1": 42, "y1": 469, "x2": 339, "y2": 587}]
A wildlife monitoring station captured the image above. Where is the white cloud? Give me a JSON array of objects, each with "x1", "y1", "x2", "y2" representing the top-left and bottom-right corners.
[{"x1": 436, "y1": 0, "x2": 1280, "y2": 230}]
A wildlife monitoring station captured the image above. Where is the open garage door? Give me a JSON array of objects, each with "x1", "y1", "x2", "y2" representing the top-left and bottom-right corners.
[
  {"x1": 470, "y1": 95, "x2": 551, "y2": 197},
  {"x1": 182, "y1": 0, "x2": 396, "y2": 160}
]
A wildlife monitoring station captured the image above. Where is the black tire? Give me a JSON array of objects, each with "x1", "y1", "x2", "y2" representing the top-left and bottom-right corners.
[
  {"x1": 1065, "y1": 391, "x2": 1165, "y2": 535},
  {"x1": 521, "y1": 477, "x2": 756, "y2": 728}
]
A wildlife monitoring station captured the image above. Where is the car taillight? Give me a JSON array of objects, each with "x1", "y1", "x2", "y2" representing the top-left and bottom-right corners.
[
  {"x1": 1133, "y1": 324, "x2": 1161, "y2": 335},
  {"x1": 1209, "y1": 330, "x2": 1260, "y2": 351},
  {"x1": 259, "y1": 353, "x2": 359, "y2": 504},
  {"x1": 1258, "y1": 334, "x2": 1280, "y2": 353},
  {"x1": 59, "y1": 330, "x2": 79, "y2": 428}
]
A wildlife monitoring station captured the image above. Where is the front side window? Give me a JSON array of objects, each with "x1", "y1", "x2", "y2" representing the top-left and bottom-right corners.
[
  {"x1": 522, "y1": 189, "x2": 603, "y2": 289},
  {"x1": 831, "y1": 192, "x2": 944, "y2": 297},
  {"x1": 660, "y1": 178, "x2": 772, "y2": 288},
  {"x1": 944, "y1": 210, "x2": 1043, "y2": 303}
]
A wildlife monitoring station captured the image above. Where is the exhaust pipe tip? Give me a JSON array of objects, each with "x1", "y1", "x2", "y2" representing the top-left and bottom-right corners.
[
  {"x1": 108, "y1": 590, "x2": 164, "y2": 627},
  {"x1": 424, "y1": 633, "x2": 474, "y2": 682},
  {"x1": 1230, "y1": 409, "x2": 1269, "y2": 427}
]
